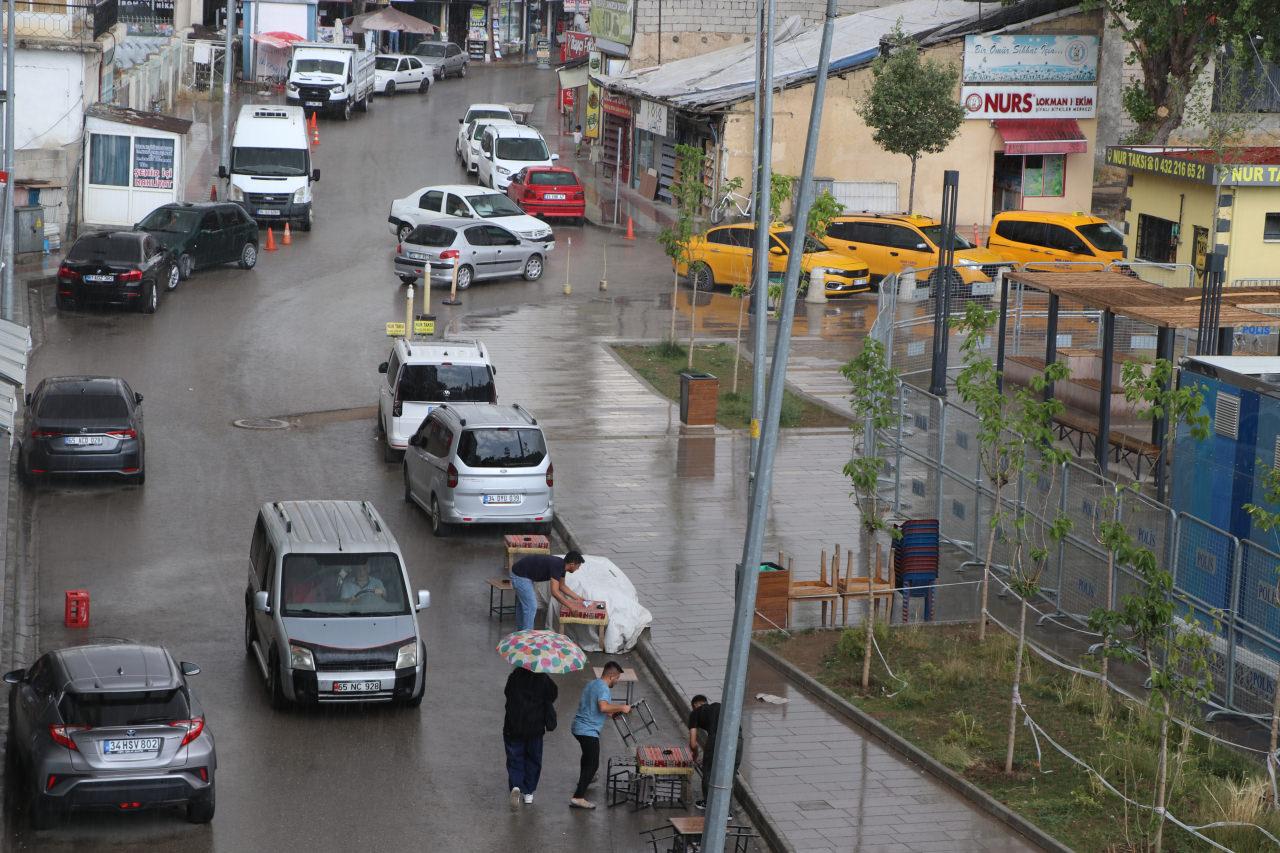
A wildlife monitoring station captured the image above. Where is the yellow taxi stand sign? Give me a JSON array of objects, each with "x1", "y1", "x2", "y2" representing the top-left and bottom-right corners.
[{"x1": 385, "y1": 319, "x2": 436, "y2": 337}]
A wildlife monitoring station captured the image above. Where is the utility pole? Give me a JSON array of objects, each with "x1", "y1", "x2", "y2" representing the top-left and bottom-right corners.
[
  {"x1": 747, "y1": 0, "x2": 774, "y2": 491},
  {"x1": 2, "y1": 0, "x2": 15, "y2": 322},
  {"x1": 220, "y1": 0, "x2": 235, "y2": 178},
  {"x1": 702, "y1": 0, "x2": 838, "y2": 848}
]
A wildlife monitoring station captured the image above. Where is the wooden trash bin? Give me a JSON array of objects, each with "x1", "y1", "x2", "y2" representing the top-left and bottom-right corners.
[{"x1": 679, "y1": 371, "x2": 718, "y2": 426}]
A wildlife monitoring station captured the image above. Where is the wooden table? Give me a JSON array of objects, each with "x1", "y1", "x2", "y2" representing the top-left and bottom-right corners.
[
  {"x1": 667, "y1": 817, "x2": 704, "y2": 852},
  {"x1": 594, "y1": 665, "x2": 637, "y2": 704},
  {"x1": 504, "y1": 534, "x2": 550, "y2": 570},
  {"x1": 560, "y1": 601, "x2": 609, "y2": 650},
  {"x1": 636, "y1": 745, "x2": 694, "y2": 808}
]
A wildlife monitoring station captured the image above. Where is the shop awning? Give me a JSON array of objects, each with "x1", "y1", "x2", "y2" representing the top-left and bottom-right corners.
[
  {"x1": 995, "y1": 119, "x2": 1088, "y2": 155},
  {"x1": 558, "y1": 65, "x2": 588, "y2": 90}
]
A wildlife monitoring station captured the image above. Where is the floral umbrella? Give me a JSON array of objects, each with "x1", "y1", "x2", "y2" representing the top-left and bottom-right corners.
[{"x1": 496, "y1": 629, "x2": 586, "y2": 674}]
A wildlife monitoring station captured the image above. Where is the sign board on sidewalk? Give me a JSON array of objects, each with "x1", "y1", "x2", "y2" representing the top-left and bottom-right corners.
[
  {"x1": 589, "y1": 0, "x2": 634, "y2": 46},
  {"x1": 963, "y1": 35, "x2": 1098, "y2": 83},
  {"x1": 961, "y1": 84, "x2": 1097, "y2": 119},
  {"x1": 636, "y1": 99, "x2": 668, "y2": 136}
]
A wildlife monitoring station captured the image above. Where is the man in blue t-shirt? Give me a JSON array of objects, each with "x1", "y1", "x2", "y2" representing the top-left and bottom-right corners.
[
  {"x1": 510, "y1": 551, "x2": 588, "y2": 632},
  {"x1": 568, "y1": 660, "x2": 631, "y2": 809}
]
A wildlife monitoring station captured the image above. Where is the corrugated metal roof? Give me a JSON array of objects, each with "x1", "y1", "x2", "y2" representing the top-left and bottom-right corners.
[
  {"x1": 597, "y1": 0, "x2": 1077, "y2": 113},
  {"x1": 85, "y1": 104, "x2": 192, "y2": 135}
]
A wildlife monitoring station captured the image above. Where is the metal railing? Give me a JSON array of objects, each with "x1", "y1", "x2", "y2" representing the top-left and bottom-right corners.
[{"x1": 8, "y1": 0, "x2": 116, "y2": 40}]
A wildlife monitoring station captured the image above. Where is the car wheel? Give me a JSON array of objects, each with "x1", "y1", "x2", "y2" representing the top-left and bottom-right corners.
[
  {"x1": 55, "y1": 293, "x2": 72, "y2": 311},
  {"x1": 165, "y1": 263, "x2": 180, "y2": 292},
  {"x1": 299, "y1": 208, "x2": 313, "y2": 232},
  {"x1": 239, "y1": 241, "x2": 258, "y2": 269},
  {"x1": 266, "y1": 648, "x2": 289, "y2": 710},
  {"x1": 398, "y1": 274, "x2": 417, "y2": 285},
  {"x1": 140, "y1": 281, "x2": 158, "y2": 314},
  {"x1": 186, "y1": 785, "x2": 215, "y2": 824},
  {"x1": 430, "y1": 495, "x2": 450, "y2": 538},
  {"x1": 384, "y1": 80, "x2": 395, "y2": 96},
  {"x1": 456, "y1": 265, "x2": 473, "y2": 290},
  {"x1": 419, "y1": 77, "x2": 430, "y2": 94},
  {"x1": 177, "y1": 253, "x2": 194, "y2": 281},
  {"x1": 459, "y1": 63, "x2": 467, "y2": 78},
  {"x1": 397, "y1": 222, "x2": 414, "y2": 242},
  {"x1": 523, "y1": 254, "x2": 543, "y2": 281},
  {"x1": 243, "y1": 607, "x2": 255, "y2": 656},
  {"x1": 926, "y1": 268, "x2": 965, "y2": 301},
  {"x1": 383, "y1": 435, "x2": 401, "y2": 463},
  {"x1": 690, "y1": 263, "x2": 715, "y2": 291},
  {"x1": 342, "y1": 100, "x2": 352, "y2": 121},
  {"x1": 403, "y1": 466, "x2": 413, "y2": 503}
]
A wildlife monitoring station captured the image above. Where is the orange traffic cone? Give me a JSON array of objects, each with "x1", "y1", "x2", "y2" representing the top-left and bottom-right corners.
[
  {"x1": 309, "y1": 112, "x2": 317, "y2": 131},
  {"x1": 624, "y1": 216, "x2": 635, "y2": 241},
  {"x1": 283, "y1": 222, "x2": 292, "y2": 245},
  {"x1": 973, "y1": 223, "x2": 981, "y2": 246},
  {"x1": 209, "y1": 182, "x2": 217, "y2": 201},
  {"x1": 266, "y1": 226, "x2": 277, "y2": 252},
  {"x1": 312, "y1": 123, "x2": 320, "y2": 146}
]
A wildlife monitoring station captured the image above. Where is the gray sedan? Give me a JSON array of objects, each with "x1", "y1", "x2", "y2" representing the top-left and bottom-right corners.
[
  {"x1": 5, "y1": 641, "x2": 216, "y2": 828},
  {"x1": 394, "y1": 216, "x2": 546, "y2": 289},
  {"x1": 411, "y1": 40, "x2": 468, "y2": 79}
]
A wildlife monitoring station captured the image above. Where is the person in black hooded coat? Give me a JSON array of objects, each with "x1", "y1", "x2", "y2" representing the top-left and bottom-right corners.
[{"x1": 504, "y1": 665, "x2": 558, "y2": 805}]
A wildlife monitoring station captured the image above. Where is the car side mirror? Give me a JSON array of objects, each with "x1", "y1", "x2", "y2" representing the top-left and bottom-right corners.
[
  {"x1": 134, "y1": 392, "x2": 144, "y2": 404},
  {"x1": 770, "y1": 246, "x2": 784, "y2": 255},
  {"x1": 180, "y1": 661, "x2": 201, "y2": 677},
  {"x1": 378, "y1": 361, "x2": 388, "y2": 374},
  {"x1": 253, "y1": 590, "x2": 271, "y2": 613},
  {"x1": 458, "y1": 118, "x2": 464, "y2": 124},
  {"x1": 550, "y1": 153, "x2": 560, "y2": 161},
  {"x1": 486, "y1": 151, "x2": 493, "y2": 160},
  {"x1": 3, "y1": 668, "x2": 25, "y2": 684},
  {"x1": 415, "y1": 590, "x2": 431, "y2": 611},
  {"x1": 311, "y1": 168, "x2": 320, "y2": 182},
  {"x1": 217, "y1": 165, "x2": 227, "y2": 179},
  {"x1": 916, "y1": 243, "x2": 928, "y2": 250}
]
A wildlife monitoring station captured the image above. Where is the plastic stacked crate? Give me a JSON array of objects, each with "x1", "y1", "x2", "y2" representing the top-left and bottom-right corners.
[{"x1": 893, "y1": 519, "x2": 939, "y2": 622}]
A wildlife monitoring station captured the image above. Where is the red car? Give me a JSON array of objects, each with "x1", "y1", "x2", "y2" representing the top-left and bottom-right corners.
[{"x1": 506, "y1": 166, "x2": 586, "y2": 223}]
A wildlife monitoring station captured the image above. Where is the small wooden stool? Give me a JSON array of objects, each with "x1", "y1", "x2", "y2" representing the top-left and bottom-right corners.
[
  {"x1": 486, "y1": 577, "x2": 515, "y2": 620},
  {"x1": 560, "y1": 600, "x2": 609, "y2": 649}
]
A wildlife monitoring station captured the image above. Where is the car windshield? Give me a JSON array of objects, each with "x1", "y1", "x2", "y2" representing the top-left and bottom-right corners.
[
  {"x1": 281, "y1": 553, "x2": 410, "y2": 617},
  {"x1": 470, "y1": 122, "x2": 497, "y2": 141},
  {"x1": 773, "y1": 230, "x2": 827, "y2": 255},
  {"x1": 1078, "y1": 222, "x2": 1126, "y2": 253},
  {"x1": 137, "y1": 208, "x2": 201, "y2": 234},
  {"x1": 397, "y1": 364, "x2": 494, "y2": 403},
  {"x1": 293, "y1": 58, "x2": 344, "y2": 75},
  {"x1": 470, "y1": 193, "x2": 523, "y2": 218},
  {"x1": 918, "y1": 225, "x2": 974, "y2": 250},
  {"x1": 457, "y1": 428, "x2": 547, "y2": 468},
  {"x1": 495, "y1": 138, "x2": 549, "y2": 161},
  {"x1": 231, "y1": 147, "x2": 308, "y2": 177},
  {"x1": 38, "y1": 393, "x2": 129, "y2": 420},
  {"x1": 375, "y1": 57, "x2": 400, "y2": 71},
  {"x1": 407, "y1": 225, "x2": 456, "y2": 247},
  {"x1": 466, "y1": 109, "x2": 510, "y2": 122},
  {"x1": 59, "y1": 688, "x2": 190, "y2": 727},
  {"x1": 529, "y1": 171, "x2": 577, "y2": 186},
  {"x1": 67, "y1": 235, "x2": 142, "y2": 263},
  {"x1": 414, "y1": 43, "x2": 448, "y2": 57}
]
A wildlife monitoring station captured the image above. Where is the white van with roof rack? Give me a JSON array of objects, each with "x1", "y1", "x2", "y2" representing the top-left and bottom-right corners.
[
  {"x1": 220, "y1": 105, "x2": 319, "y2": 230},
  {"x1": 377, "y1": 337, "x2": 495, "y2": 462}
]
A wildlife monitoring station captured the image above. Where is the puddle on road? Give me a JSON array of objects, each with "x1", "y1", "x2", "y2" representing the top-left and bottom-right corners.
[{"x1": 232, "y1": 405, "x2": 377, "y2": 431}]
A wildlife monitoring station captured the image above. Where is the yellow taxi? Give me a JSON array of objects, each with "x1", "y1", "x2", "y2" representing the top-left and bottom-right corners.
[
  {"x1": 676, "y1": 223, "x2": 871, "y2": 297},
  {"x1": 987, "y1": 210, "x2": 1126, "y2": 266},
  {"x1": 819, "y1": 213, "x2": 1013, "y2": 296}
]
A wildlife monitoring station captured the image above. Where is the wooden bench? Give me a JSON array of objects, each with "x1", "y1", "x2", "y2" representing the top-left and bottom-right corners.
[{"x1": 1052, "y1": 411, "x2": 1160, "y2": 478}]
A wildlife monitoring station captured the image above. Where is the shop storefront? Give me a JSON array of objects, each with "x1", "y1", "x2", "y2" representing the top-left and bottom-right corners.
[
  {"x1": 600, "y1": 91, "x2": 632, "y2": 183},
  {"x1": 632, "y1": 98, "x2": 675, "y2": 201}
]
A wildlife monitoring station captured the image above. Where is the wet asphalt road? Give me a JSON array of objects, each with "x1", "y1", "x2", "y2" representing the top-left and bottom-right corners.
[{"x1": 6, "y1": 66, "x2": 679, "y2": 851}]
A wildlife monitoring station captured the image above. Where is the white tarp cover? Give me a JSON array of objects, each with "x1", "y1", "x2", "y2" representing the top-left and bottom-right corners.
[{"x1": 560, "y1": 555, "x2": 652, "y2": 653}]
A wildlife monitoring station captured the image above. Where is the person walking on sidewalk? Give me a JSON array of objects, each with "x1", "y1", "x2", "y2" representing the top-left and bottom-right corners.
[
  {"x1": 573, "y1": 125, "x2": 584, "y2": 156},
  {"x1": 504, "y1": 665, "x2": 558, "y2": 807},
  {"x1": 688, "y1": 694, "x2": 744, "y2": 810},
  {"x1": 569, "y1": 660, "x2": 630, "y2": 809},
  {"x1": 510, "y1": 551, "x2": 587, "y2": 632}
]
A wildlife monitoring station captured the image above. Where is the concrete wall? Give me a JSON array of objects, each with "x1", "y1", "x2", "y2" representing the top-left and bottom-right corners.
[{"x1": 1229, "y1": 188, "x2": 1280, "y2": 285}]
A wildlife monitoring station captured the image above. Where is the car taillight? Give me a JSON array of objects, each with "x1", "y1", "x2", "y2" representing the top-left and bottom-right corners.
[
  {"x1": 106, "y1": 429, "x2": 137, "y2": 439},
  {"x1": 31, "y1": 429, "x2": 62, "y2": 438},
  {"x1": 440, "y1": 249, "x2": 460, "y2": 260},
  {"x1": 396, "y1": 243, "x2": 403, "y2": 255},
  {"x1": 447, "y1": 463, "x2": 458, "y2": 488},
  {"x1": 57, "y1": 265, "x2": 80, "y2": 281},
  {"x1": 49, "y1": 724, "x2": 88, "y2": 750},
  {"x1": 546, "y1": 462, "x2": 554, "y2": 487},
  {"x1": 573, "y1": 192, "x2": 584, "y2": 200},
  {"x1": 117, "y1": 270, "x2": 143, "y2": 283},
  {"x1": 170, "y1": 717, "x2": 205, "y2": 747}
]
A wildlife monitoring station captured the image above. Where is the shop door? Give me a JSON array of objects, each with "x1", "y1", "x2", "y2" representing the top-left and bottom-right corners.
[
  {"x1": 992, "y1": 154, "x2": 1023, "y2": 213},
  {"x1": 602, "y1": 114, "x2": 631, "y2": 184},
  {"x1": 1192, "y1": 226, "x2": 1209, "y2": 286}
]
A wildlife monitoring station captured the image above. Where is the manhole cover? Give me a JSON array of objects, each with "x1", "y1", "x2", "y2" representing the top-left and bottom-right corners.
[{"x1": 233, "y1": 417, "x2": 291, "y2": 430}]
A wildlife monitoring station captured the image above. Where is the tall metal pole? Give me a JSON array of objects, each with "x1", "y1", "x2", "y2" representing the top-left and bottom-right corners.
[
  {"x1": 702, "y1": 0, "x2": 837, "y2": 847},
  {"x1": 220, "y1": 0, "x2": 235, "y2": 178},
  {"x1": 2, "y1": 0, "x2": 15, "y2": 322},
  {"x1": 747, "y1": 0, "x2": 774, "y2": 488}
]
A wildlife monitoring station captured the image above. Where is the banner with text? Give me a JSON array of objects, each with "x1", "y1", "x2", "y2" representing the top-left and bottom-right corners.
[
  {"x1": 589, "y1": 0, "x2": 634, "y2": 46},
  {"x1": 963, "y1": 35, "x2": 1098, "y2": 83},
  {"x1": 961, "y1": 85, "x2": 1097, "y2": 119}
]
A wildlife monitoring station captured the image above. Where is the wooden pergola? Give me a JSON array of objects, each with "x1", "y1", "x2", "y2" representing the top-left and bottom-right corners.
[{"x1": 997, "y1": 270, "x2": 1280, "y2": 492}]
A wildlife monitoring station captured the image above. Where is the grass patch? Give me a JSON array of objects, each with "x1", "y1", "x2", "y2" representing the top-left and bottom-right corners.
[
  {"x1": 767, "y1": 625, "x2": 1280, "y2": 852},
  {"x1": 612, "y1": 343, "x2": 849, "y2": 430}
]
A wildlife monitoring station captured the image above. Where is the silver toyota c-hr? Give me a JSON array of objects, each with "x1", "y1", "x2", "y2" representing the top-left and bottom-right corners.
[{"x1": 4, "y1": 641, "x2": 216, "y2": 828}]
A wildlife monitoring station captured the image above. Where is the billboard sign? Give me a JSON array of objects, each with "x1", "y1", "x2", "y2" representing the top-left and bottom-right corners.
[
  {"x1": 589, "y1": 0, "x2": 634, "y2": 46},
  {"x1": 964, "y1": 35, "x2": 1098, "y2": 83},
  {"x1": 961, "y1": 85, "x2": 1097, "y2": 119}
]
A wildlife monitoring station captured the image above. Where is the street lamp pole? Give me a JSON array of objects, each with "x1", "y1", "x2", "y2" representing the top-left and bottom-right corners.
[
  {"x1": 746, "y1": 0, "x2": 774, "y2": 493},
  {"x1": 220, "y1": 0, "x2": 235, "y2": 178},
  {"x1": 2, "y1": 0, "x2": 15, "y2": 321}
]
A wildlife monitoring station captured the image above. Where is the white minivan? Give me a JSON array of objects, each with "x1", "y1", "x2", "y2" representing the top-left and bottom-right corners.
[
  {"x1": 377, "y1": 337, "x2": 496, "y2": 462},
  {"x1": 477, "y1": 125, "x2": 557, "y2": 191},
  {"x1": 221, "y1": 105, "x2": 319, "y2": 230}
]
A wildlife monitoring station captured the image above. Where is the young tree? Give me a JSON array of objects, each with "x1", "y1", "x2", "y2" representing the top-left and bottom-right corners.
[
  {"x1": 1097, "y1": 3, "x2": 1279, "y2": 144},
  {"x1": 1120, "y1": 359, "x2": 1209, "y2": 496},
  {"x1": 729, "y1": 284, "x2": 749, "y2": 394},
  {"x1": 659, "y1": 144, "x2": 710, "y2": 362},
  {"x1": 858, "y1": 28, "x2": 964, "y2": 212},
  {"x1": 840, "y1": 337, "x2": 899, "y2": 690}
]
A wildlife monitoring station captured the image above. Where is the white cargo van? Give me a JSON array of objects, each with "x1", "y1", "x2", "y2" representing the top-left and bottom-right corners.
[
  {"x1": 286, "y1": 42, "x2": 376, "y2": 121},
  {"x1": 221, "y1": 105, "x2": 319, "y2": 231}
]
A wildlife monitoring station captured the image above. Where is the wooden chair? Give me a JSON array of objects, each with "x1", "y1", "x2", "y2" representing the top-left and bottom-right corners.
[
  {"x1": 836, "y1": 543, "x2": 895, "y2": 625},
  {"x1": 786, "y1": 549, "x2": 839, "y2": 627}
]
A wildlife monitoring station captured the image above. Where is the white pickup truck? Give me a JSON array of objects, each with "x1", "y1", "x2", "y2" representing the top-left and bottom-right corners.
[{"x1": 286, "y1": 42, "x2": 376, "y2": 121}]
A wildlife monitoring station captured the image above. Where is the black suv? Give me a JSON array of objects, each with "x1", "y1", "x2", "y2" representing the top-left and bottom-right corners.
[
  {"x1": 136, "y1": 202, "x2": 259, "y2": 282},
  {"x1": 18, "y1": 376, "x2": 146, "y2": 484},
  {"x1": 56, "y1": 231, "x2": 175, "y2": 313}
]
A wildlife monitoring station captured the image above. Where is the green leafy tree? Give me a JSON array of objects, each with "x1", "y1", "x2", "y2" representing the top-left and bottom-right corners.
[
  {"x1": 729, "y1": 283, "x2": 749, "y2": 394},
  {"x1": 840, "y1": 337, "x2": 899, "y2": 690},
  {"x1": 660, "y1": 144, "x2": 710, "y2": 362},
  {"x1": 1120, "y1": 359, "x2": 1210, "y2": 492},
  {"x1": 858, "y1": 28, "x2": 964, "y2": 212},
  {"x1": 1094, "y1": 1, "x2": 1280, "y2": 144}
]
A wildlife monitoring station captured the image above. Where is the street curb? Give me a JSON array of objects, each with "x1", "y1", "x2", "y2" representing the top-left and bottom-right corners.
[
  {"x1": 750, "y1": 640, "x2": 1072, "y2": 853},
  {"x1": 552, "y1": 513, "x2": 795, "y2": 853}
]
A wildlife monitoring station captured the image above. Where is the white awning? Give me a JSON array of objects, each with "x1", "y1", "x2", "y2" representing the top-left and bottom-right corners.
[{"x1": 558, "y1": 65, "x2": 588, "y2": 90}]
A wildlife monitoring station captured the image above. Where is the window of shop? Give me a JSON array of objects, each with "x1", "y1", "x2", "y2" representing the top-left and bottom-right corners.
[
  {"x1": 1022, "y1": 154, "x2": 1064, "y2": 198},
  {"x1": 1135, "y1": 214, "x2": 1178, "y2": 264},
  {"x1": 1265, "y1": 212, "x2": 1280, "y2": 242},
  {"x1": 89, "y1": 133, "x2": 131, "y2": 187}
]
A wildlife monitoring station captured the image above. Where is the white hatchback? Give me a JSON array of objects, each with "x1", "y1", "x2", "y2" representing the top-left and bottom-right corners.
[
  {"x1": 374, "y1": 54, "x2": 430, "y2": 95},
  {"x1": 388, "y1": 183, "x2": 553, "y2": 245},
  {"x1": 476, "y1": 124, "x2": 557, "y2": 191}
]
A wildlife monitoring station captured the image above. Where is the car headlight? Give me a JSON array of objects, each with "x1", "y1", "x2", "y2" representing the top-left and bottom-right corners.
[
  {"x1": 329, "y1": 83, "x2": 343, "y2": 92},
  {"x1": 497, "y1": 166, "x2": 511, "y2": 175},
  {"x1": 293, "y1": 187, "x2": 307, "y2": 203},
  {"x1": 956, "y1": 258, "x2": 982, "y2": 269},
  {"x1": 226, "y1": 185, "x2": 243, "y2": 202},
  {"x1": 289, "y1": 644, "x2": 315, "y2": 671},
  {"x1": 286, "y1": 83, "x2": 298, "y2": 94},
  {"x1": 396, "y1": 642, "x2": 419, "y2": 669}
]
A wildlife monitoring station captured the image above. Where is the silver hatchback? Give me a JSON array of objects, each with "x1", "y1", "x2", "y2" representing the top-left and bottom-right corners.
[
  {"x1": 4, "y1": 642, "x2": 216, "y2": 828},
  {"x1": 394, "y1": 216, "x2": 545, "y2": 290},
  {"x1": 403, "y1": 402, "x2": 553, "y2": 537}
]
